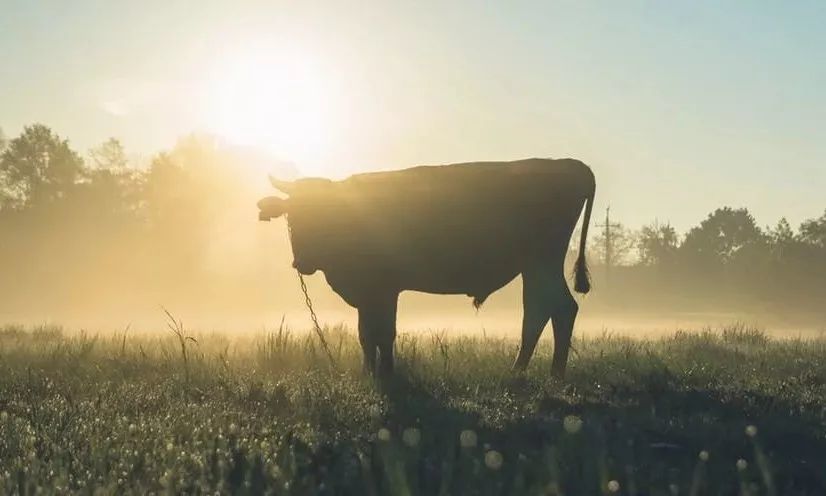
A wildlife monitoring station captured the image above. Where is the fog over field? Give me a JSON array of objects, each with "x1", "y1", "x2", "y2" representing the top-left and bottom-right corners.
[{"x1": 1, "y1": 133, "x2": 824, "y2": 338}]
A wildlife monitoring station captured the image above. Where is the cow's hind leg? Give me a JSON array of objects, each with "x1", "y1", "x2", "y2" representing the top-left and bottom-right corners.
[
  {"x1": 513, "y1": 260, "x2": 578, "y2": 378},
  {"x1": 550, "y1": 286, "x2": 578, "y2": 379},
  {"x1": 357, "y1": 293, "x2": 399, "y2": 377},
  {"x1": 513, "y1": 265, "x2": 554, "y2": 371}
]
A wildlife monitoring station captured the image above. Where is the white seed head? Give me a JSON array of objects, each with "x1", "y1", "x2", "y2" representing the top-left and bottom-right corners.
[
  {"x1": 745, "y1": 425, "x2": 757, "y2": 438},
  {"x1": 736, "y1": 459, "x2": 748, "y2": 471},
  {"x1": 563, "y1": 415, "x2": 583, "y2": 434},
  {"x1": 377, "y1": 428, "x2": 391, "y2": 442},
  {"x1": 484, "y1": 450, "x2": 504, "y2": 470},
  {"x1": 459, "y1": 430, "x2": 478, "y2": 448},
  {"x1": 699, "y1": 450, "x2": 710, "y2": 462},
  {"x1": 669, "y1": 483, "x2": 679, "y2": 495},
  {"x1": 402, "y1": 428, "x2": 421, "y2": 447},
  {"x1": 607, "y1": 480, "x2": 620, "y2": 493}
]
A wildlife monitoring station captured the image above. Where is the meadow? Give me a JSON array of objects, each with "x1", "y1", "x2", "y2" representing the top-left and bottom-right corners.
[{"x1": 0, "y1": 322, "x2": 824, "y2": 495}]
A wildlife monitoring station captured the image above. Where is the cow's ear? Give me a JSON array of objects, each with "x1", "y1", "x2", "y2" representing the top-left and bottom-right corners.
[
  {"x1": 257, "y1": 196, "x2": 288, "y2": 221},
  {"x1": 269, "y1": 176, "x2": 295, "y2": 195}
]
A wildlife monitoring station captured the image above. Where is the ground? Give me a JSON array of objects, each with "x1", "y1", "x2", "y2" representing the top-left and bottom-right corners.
[{"x1": 0, "y1": 323, "x2": 824, "y2": 495}]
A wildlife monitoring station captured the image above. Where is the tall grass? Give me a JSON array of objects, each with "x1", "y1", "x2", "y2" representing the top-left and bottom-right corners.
[{"x1": 0, "y1": 323, "x2": 824, "y2": 494}]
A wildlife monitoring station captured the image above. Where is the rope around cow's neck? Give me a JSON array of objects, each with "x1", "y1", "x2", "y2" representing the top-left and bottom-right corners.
[{"x1": 286, "y1": 218, "x2": 338, "y2": 370}]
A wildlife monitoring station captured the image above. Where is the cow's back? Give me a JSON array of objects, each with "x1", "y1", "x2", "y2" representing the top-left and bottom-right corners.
[{"x1": 319, "y1": 158, "x2": 592, "y2": 298}]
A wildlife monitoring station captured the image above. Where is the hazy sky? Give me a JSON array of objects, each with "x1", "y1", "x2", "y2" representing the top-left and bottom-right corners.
[{"x1": 2, "y1": 0, "x2": 825, "y2": 230}]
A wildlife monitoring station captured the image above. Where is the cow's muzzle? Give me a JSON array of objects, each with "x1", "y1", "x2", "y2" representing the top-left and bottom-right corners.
[{"x1": 292, "y1": 260, "x2": 317, "y2": 275}]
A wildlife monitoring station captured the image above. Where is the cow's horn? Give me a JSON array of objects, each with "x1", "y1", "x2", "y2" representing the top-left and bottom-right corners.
[{"x1": 269, "y1": 176, "x2": 295, "y2": 194}]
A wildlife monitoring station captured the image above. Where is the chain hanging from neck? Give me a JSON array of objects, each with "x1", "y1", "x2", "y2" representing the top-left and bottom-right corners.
[{"x1": 286, "y1": 217, "x2": 337, "y2": 370}]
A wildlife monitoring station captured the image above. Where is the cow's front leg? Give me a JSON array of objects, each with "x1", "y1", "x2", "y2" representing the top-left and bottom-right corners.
[
  {"x1": 357, "y1": 311, "x2": 377, "y2": 375},
  {"x1": 357, "y1": 293, "x2": 399, "y2": 378}
]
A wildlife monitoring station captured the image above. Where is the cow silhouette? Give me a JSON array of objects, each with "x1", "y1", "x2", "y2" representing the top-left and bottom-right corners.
[{"x1": 258, "y1": 158, "x2": 595, "y2": 378}]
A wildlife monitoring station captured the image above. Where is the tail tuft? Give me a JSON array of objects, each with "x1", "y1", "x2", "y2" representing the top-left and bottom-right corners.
[{"x1": 573, "y1": 254, "x2": 591, "y2": 294}]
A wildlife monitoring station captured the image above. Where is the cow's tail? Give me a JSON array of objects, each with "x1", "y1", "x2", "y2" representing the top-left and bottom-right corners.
[{"x1": 573, "y1": 176, "x2": 595, "y2": 294}]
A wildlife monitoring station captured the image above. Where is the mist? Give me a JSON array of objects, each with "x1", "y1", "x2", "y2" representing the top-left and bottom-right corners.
[{"x1": 1, "y1": 125, "x2": 825, "y2": 337}]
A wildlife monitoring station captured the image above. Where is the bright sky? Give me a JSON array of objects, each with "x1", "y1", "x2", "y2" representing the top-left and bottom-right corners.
[{"x1": 1, "y1": 0, "x2": 825, "y2": 231}]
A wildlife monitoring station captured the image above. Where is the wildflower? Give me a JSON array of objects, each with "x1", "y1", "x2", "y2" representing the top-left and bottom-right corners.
[
  {"x1": 699, "y1": 450, "x2": 709, "y2": 462},
  {"x1": 736, "y1": 459, "x2": 748, "y2": 471},
  {"x1": 459, "y1": 430, "x2": 477, "y2": 448},
  {"x1": 563, "y1": 415, "x2": 583, "y2": 434},
  {"x1": 0, "y1": 411, "x2": 8, "y2": 421},
  {"x1": 166, "y1": 442, "x2": 174, "y2": 452},
  {"x1": 128, "y1": 423, "x2": 137, "y2": 433},
  {"x1": 377, "y1": 428, "x2": 391, "y2": 442},
  {"x1": 745, "y1": 425, "x2": 757, "y2": 438},
  {"x1": 402, "y1": 428, "x2": 421, "y2": 447},
  {"x1": 484, "y1": 450, "x2": 503, "y2": 470},
  {"x1": 607, "y1": 480, "x2": 620, "y2": 493}
]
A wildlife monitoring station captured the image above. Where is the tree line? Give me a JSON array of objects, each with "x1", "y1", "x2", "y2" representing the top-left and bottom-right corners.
[
  {"x1": 583, "y1": 206, "x2": 826, "y2": 319},
  {"x1": 1, "y1": 123, "x2": 824, "y2": 321},
  {"x1": 0, "y1": 123, "x2": 287, "y2": 319}
]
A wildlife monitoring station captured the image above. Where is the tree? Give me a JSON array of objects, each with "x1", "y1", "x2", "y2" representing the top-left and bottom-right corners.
[
  {"x1": 767, "y1": 217, "x2": 798, "y2": 260},
  {"x1": 82, "y1": 138, "x2": 142, "y2": 219},
  {"x1": 0, "y1": 124, "x2": 84, "y2": 209},
  {"x1": 0, "y1": 127, "x2": 9, "y2": 208},
  {"x1": 769, "y1": 218, "x2": 795, "y2": 245},
  {"x1": 637, "y1": 221, "x2": 679, "y2": 266},
  {"x1": 798, "y1": 209, "x2": 826, "y2": 249},
  {"x1": 680, "y1": 207, "x2": 766, "y2": 265},
  {"x1": 591, "y1": 222, "x2": 637, "y2": 266},
  {"x1": 89, "y1": 137, "x2": 128, "y2": 170}
]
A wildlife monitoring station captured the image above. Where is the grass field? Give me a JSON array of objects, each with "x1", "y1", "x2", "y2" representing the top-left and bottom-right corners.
[{"x1": 1, "y1": 322, "x2": 825, "y2": 495}]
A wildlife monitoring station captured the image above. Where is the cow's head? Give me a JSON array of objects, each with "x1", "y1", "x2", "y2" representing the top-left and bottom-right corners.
[{"x1": 258, "y1": 176, "x2": 335, "y2": 275}]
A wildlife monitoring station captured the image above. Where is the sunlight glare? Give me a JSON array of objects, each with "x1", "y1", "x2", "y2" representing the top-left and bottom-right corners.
[{"x1": 206, "y1": 47, "x2": 335, "y2": 169}]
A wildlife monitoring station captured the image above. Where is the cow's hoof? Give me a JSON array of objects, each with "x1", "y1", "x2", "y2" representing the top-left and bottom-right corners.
[
  {"x1": 505, "y1": 373, "x2": 529, "y2": 390},
  {"x1": 550, "y1": 369, "x2": 566, "y2": 381}
]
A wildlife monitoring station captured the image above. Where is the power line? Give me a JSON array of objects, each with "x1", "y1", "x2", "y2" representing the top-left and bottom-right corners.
[{"x1": 596, "y1": 206, "x2": 621, "y2": 285}]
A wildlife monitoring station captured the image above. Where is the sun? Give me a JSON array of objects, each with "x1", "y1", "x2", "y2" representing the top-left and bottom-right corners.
[{"x1": 205, "y1": 47, "x2": 334, "y2": 168}]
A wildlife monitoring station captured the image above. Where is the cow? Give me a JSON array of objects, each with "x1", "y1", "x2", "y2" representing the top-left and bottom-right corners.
[{"x1": 258, "y1": 158, "x2": 595, "y2": 379}]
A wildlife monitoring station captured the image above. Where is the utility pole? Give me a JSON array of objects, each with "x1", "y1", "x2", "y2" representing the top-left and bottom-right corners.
[{"x1": 596, "y1": 206, "x2": 621, "y2": 285}]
